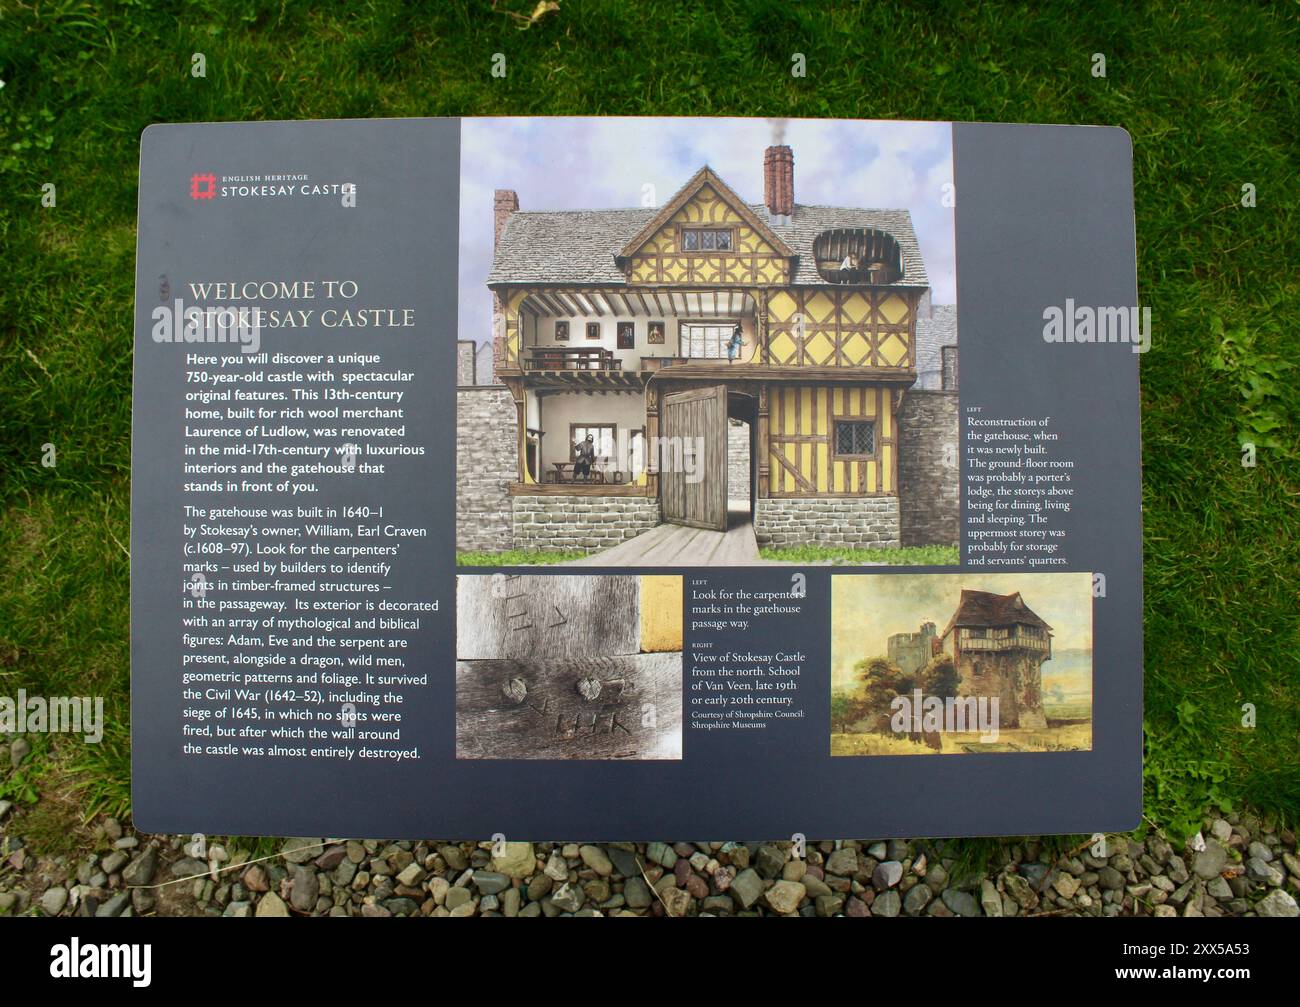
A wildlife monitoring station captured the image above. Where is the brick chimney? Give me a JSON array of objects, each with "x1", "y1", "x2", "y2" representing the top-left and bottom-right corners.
[
  {"x1": 493, "y1": 189, "x2": 519, "y2": 247},
  {"x1": 763, "y1": 145, "x2": 794, "y2": 225},
  {"x1": 492, "y1": 190, "x2": 519, "y2": 380}
]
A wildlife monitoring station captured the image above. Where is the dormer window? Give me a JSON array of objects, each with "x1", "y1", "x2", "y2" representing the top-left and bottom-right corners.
[
  {"x1": 680, "y1": 226, "x2": 734, "y2": 252},
  {"x1": 813, "y1": 227, "x2": 903, "y2": 284}
]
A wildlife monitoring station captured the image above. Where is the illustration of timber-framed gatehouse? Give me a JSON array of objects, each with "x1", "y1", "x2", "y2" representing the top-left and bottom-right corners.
[{"x1": 485, "y1": 144, "x2": 955, "y2": 554}]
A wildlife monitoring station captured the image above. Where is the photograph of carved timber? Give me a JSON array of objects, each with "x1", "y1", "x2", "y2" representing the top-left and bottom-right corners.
[
  {"x1": 455, "y1": 118, "x2": 959, "y2": 566},
  {"x1": 830, "y1": 573, "x2": 1093, "y2": 756},
  {"x1": 456, "y1": 574, "x2": 684, "y2": 760}
]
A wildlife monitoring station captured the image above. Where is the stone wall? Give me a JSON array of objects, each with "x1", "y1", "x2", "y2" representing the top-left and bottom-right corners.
[
  {"x1": 727, "y1": 419, "x2": 750, "y2": 505},
  {"x1": 513, "y1": 495, "x2": 662, "y2": 553},
  {"x1": 754, "y1": 496, "x2": 900, "y2": 549},
  {"x1": 456, "y1": 341, "x2": 476, "y2": 387},
  {"x1": 898, "y1": 389, "x2": 959, "y2": 548},
  {"x1": 456, "y1": 386, "x2": 516, "y2": 553}
]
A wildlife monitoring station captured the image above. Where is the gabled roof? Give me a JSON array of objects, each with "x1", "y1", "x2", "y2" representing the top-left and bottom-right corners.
[
  {"x1": 942, "y1": 590, "x2": 1052, "y2": 639},
  {"x1": 616, "y1": 166, "x2": 795, "y2": 261},
  {"x1": 487, "y1": 170, "x2": 930, "y2": 289}
]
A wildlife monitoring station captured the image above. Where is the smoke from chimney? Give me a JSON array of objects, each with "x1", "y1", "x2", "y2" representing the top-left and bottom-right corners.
[{"x1": 767, "y1": 117, "x2": 788, "y2": 146}]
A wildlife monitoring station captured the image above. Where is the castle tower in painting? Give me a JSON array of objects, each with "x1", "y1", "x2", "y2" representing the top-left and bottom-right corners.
[
  {"x1": 887, "y1": 621, "x2": 937, "y2": 676},
  {"x1": 940, "y1": 590, "x2": 1051, "y2": 729}
]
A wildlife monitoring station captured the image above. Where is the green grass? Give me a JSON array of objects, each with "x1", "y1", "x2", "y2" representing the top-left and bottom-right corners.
[
  {"x1": 0, "y1": 1, "x2": 1296, "y2": 846},
  {"x1": 456, "y1": 548, "x2": 590, "y2": 565},
  {"x1": 760, "y1": 544, "x2": 960, "y2": 566}
]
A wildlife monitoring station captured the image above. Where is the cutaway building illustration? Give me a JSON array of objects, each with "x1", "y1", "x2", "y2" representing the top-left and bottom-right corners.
[{"x1": 476, "y1": 145, "x2": 958, "y2": 557}]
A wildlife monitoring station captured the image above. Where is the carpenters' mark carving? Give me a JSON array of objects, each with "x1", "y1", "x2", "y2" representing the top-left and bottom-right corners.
[
  {"x1": 492, "y1": 672, "x2": 637, "y2": 740},
  {"x1": 501, "y1": 676, "x2": 528, "y2": 704},
  {"x1": 500, "y1": 578, "x2": 571, "y2": 639},
  {"x1": 554, "y1": 711, "x2": 634, "y2": 738}
]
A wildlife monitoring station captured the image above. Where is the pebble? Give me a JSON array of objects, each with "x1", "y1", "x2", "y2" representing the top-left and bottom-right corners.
[
  {"x1": 903, "y1": 883, "x2": 932, "y2": 914},
  {"x1": 255, "y1": 892, "x2": 290, "y2": 917},
  {"x1": 550, "y1": 882, "x2": 583, "y2": 914},
  {"x1": 41, "y1": 887, "x2": 69, "y2": 916},
  {"x1": 1054, "y1": 874, "x2": 1080, "y2": 898},
  {"x1": 872, "y1": 890, "x2": 901, "y2": 917},
  {"x1": 1004, "y1": 873, "x2": 1038, "y2": 910},
  {"x1": 1255, "y1": 889, "x2": 1299, "y2": 918},
  {"x1": 445, "y1": 886, "x2": 472, "y2": 911},
  {"x1": 1246, "y1": 841, "x2": 1273, "y2": 863},
  {"x1": 491, "y1": 842, "x2": 535, "y2": 879},
  {"x1": 764, "y1": 880, "x2": 805, "y2": 914},
  {"x1": 543, "y1": 852, "x2": 569, "y2": 882},
  {"x1": 1192, "y1": 841, "x2": 1228, "y2": 880},
  {"x1": 825, "y1": 848, "x2": 858, "y2": 876},
  {"x1": 123, "y1": 848, "x2": 159, "y2": 887},
  {"x1": 280, "y1": 838, "x2": 321, "y2": 864},
  {"x1": 872, "y1": 860, "x2": 903, "y2": 890},
  {"x1": 101, "y1": 851, "x2": 129, "y2": 876},
  {"x1": 624, "y1": 877, "x2": 652, "y2": 908},
  {"x1": 289, "y1": 867, "x2": 319, "y2": 912},
  {"x1": 10, "y1": 738, "x2": 31, "y2": 768},
  {"x1": 980, "y1": 880, "x2": 1002, "y2": 917},
  {"x1": 1246, "y1": 858, "x2": 1283, "y2": 886},
  {"x1": 730, "y1": 868, "x2": 764, "y2": 909},
  {"x1": 941, "y1": 889, "x2": 981, "y2": 917},
  {"x1": 472, "y1": 870, "x2": 510, "y2": 895}
]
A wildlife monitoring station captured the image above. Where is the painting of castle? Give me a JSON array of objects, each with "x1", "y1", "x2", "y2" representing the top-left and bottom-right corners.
[
  {"x1": 455, "y1": 119, "x2": 959, "y2": 564},
  {"x1": 831, "y1": 573, "x2": 1092, "y2": 756}
]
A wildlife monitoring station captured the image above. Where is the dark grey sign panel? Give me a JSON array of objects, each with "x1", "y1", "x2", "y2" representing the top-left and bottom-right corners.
[{"x1": 132, "y1": 119, "x2": 1140, "y2": 839}]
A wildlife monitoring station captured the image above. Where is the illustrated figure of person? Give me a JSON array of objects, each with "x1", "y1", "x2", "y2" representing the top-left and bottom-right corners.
[
  {"x1": 573, "y1": 434, "x2": 596, "y2": 481},
  {"x1": 726, "y1": 325, "x2": 745, "y2": 363}
]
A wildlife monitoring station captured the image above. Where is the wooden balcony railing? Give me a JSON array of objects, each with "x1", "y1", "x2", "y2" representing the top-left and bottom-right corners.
[
  {"x1": 525, "y1": 347, "x2": 619, "y2": 371},
  {"x1": 960, "y1": 630, "x2": 1051, "y2": 653}
]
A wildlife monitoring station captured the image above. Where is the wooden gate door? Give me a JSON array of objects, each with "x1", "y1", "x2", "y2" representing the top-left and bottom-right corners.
[{"x1": 661, "y1": 385, "x2": 728, "y2": 531}]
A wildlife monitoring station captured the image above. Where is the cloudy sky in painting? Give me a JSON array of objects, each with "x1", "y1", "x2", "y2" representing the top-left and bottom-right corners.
[
  {"x1": 830, "y1": 573, "x2": 1094, "y2": 692},
  {"x1": 457, "y1": 117, "x2": 955, "y2": 344}
]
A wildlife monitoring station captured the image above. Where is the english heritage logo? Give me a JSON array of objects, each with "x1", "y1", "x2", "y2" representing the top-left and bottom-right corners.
[
  {"x1": 189, "y1": 173, "x2": 217, "y2": 199},
  {"x1": 186, "y1": 171, "x2": 356, "y2": 204}
]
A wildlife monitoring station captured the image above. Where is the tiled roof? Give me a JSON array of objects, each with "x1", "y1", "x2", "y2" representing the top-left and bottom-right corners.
[
  {"x1": 943, "y1": 590, "x2": 1052, "y2": 637},
  {"x1": 488, "y1": 202, "x2": 929, "y2": 289}
]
